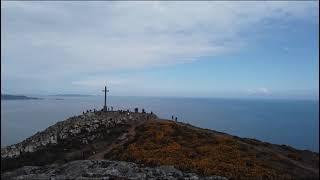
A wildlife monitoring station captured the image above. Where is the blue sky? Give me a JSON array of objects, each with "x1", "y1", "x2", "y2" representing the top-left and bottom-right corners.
[{"x1": 1, "y1": 1, "x2": 319, "y2": 99}]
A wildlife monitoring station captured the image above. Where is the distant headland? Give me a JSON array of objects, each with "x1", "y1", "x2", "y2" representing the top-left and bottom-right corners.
[{"x1": 1, "y1": 94, "x2": 42, "y2": 100}]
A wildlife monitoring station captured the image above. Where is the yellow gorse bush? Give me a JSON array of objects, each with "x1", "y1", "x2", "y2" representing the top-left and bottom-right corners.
[{"x1": 106, "y1": 120, "x2": 318, "y2": 179}]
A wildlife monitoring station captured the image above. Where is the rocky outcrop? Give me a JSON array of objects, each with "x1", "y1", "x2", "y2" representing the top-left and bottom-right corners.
[
  {"x1": 1, "y1": 111, "x2": 157, "y2": 159},
  {"x1": 1, "y1": 160, "x2": 228, "y2": 180}
]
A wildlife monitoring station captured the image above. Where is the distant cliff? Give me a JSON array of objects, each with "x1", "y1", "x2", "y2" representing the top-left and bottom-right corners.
[
  {"x1": 1, "y1": 94, "x2": 42, "y2": 100},
  {"x1": 1, "y1": 110, "x2": 319, "y2": 179}
]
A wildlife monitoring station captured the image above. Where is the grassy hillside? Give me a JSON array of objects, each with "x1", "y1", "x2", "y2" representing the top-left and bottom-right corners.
[{"x1": 106, "y1": 120, "x2": 319, "y2": 179}]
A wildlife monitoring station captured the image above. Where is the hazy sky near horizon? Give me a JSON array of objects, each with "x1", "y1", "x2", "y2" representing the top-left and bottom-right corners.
[{"x1": 1, "y1": 1, "x2": 319, "y2": 99}]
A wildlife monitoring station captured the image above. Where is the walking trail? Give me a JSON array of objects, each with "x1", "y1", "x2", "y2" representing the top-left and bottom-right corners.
[{"x1": 88, "y1": 119, "x2": 147, "y2": 160}]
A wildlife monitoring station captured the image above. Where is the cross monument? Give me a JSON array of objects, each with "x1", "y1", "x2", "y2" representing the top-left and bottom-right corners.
[{"x1": 102, "y1": 85, "x2": 109, "y2": 111}]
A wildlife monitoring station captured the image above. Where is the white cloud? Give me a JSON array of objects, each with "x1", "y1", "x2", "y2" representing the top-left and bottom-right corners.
[
  {"x1": 247, "y1": 88, "x2": 271, "y2": 95},
  {"x1": 72, "y1": 76, "x2": 144, "y2": 88},
  {"x1": 283, "y1": 47, "x2": 290, "y2": 52},
  {"x1": 1, "y1": 1, "x2": 318, "y2": 93}
]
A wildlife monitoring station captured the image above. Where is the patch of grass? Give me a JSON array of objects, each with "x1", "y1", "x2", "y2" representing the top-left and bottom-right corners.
[{"x1": 106, "y1": 120, "x2": 319, "y2": 179}]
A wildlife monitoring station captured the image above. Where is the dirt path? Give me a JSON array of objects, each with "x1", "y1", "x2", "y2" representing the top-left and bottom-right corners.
[{"x1": 88, "y1": 119, "x2": 146, "y2": 160}]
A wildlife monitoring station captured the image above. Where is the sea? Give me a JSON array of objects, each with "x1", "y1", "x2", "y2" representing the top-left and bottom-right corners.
[{"x1": 1, "y1": 96, "x2": 319, "y2": 152}]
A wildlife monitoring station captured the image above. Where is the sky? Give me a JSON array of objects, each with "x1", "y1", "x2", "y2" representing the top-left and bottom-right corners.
[{"x1": 1, "y1": 1, "x2": 319, "y2": 99}]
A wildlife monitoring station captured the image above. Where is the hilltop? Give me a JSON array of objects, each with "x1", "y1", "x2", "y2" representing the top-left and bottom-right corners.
[{"x1": 1, "y1": 110, "x2": 319, "y2": 179}]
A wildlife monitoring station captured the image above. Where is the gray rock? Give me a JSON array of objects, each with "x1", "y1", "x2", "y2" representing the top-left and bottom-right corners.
[
  {"x1": 1, "y1": 160, "x2": 228, "y2": 180},
  {"x1": 1, "y1": 111, "x2": 158, "y2": 159}
]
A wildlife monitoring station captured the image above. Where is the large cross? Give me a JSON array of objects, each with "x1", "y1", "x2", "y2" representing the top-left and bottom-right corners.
[{"x1": 102, "y1": 85, "x2": 109, "y2": 111}]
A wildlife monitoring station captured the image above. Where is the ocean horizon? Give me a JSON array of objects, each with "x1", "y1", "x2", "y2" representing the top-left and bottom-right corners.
[{"x1": 1, "y1": 95, "x2": 319, "y2": 152}]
